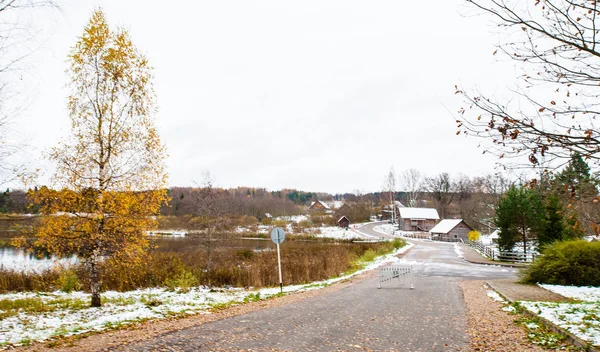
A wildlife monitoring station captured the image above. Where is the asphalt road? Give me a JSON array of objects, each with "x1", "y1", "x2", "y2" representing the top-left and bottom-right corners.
[{"x1": 121, "y1": 223, "x2": 517, "y2": 352}]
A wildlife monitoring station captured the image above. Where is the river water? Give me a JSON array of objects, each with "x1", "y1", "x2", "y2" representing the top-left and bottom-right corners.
[{"x1": 0, "y1": 236, "x2": 284, "y2": 272}]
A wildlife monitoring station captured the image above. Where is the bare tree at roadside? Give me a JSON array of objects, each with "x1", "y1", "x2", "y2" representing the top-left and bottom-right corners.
[
  {"x1": 399, "y1": 169, "x2": 423, "y2": 207},
  {"x1": 188, "y1": 171, "x2": 226, "y2": 286},
  {"x1": 425, "y1": 173, "x2": 455, "y2": 219},
  {"x1": 457, "y1": 0, "x2": 600, "y2": 174},
  {"x1": 381, "y1": 168, "x2": 397, "y2": 223},
  {"x1": 0, "y1": 0, "x2": 57, "y2": 185}
]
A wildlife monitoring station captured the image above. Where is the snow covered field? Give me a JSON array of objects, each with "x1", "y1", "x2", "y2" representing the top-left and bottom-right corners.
[
  {"x1": 372, "y1": 224, "x2": 396, "y2": 236},
  {"x1": 518, "y1": 285, "x2": 600, "y2": 347},
  {"x1": 0, "y1": 243, "x2": 414, "y2": 347},
  {"x1": 314, "y1": 223, "x2": 374, "y2": 240}
]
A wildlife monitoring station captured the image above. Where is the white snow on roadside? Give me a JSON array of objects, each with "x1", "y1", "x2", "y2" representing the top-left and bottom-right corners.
[
  {"x1": 502, "y1": 305, "x2": 516, "y2": 313},
  {"x1": 453, "y1": 243, "x2": 464, "y2": 259},
  {"x1": 516, "y1": 284, "x2": 600, "y2": 348},
  {"x1": 538, "y1": 284, "x2": 600, "y2": 302},
  {"x1": 519, "y1": 300, "x2": 600, "y2": 347},
  {"x1": 487, "y1": 290, "x2": 506, "y2": 303},
  {"x1": 373, "y1": 224, "x2": 396, "y2": 236},
  {"x1": 0, "y1": 242, "x2": 414, "y2": 347}
]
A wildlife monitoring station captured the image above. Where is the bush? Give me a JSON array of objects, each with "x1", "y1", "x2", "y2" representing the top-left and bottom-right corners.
[
  {"x1": 521, "y1": 240, "x2": 600, "y2": 286},
  {"x1": 361, "y1": 249, "x2": 377, "y2": 262},
  {"x1": 164, "y1": 270, "x2": 199, "y2": 292},
  {"x1": 392, "y1": 238, "x2": 406, "y2": 250},
  {"x1": 468, "y1": 230, "x2": 481, "y2": 242},
  {"x1": 56, "y1": 269, "x2": 80, "y2": 293}
]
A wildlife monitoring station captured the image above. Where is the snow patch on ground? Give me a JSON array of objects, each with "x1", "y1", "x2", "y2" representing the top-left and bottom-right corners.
[
  {"x1": 275, "y1": 215, "x2": 308, "y2": 223},
  {"x1": 520, "y1": 300, "x2": 600, "y2": 347},
  {"x1": 487, "y1": 290, "x2": 507, "y2": 303},
  {"x1": 538, "y1": 284, "x2": 600, "y2": 302},
  {"x1": 453, "y1": 243, "x2": 464, "y2": 259},
  {"x1": 502, "y1": 305, "x2": 517, "y2": 313},
  {"x1": 372, "y1": 224, "x2": 396, "y2": 236},
  {"x1": 518, "y1": 284, "x2": 600, "y2": 347},
  {"x1": 0, "y1": 243, "x2": 414, "y2": 347},
  {"x1": 314, "y1": 223, "x2": 374, "y2": 240}
]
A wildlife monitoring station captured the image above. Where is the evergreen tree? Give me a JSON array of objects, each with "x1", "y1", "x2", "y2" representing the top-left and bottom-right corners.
[
  {"x1": 539, "y1": 195, "x2": 565, "y2": 248},
  {"x1": 553, "y1": 153, "x2": 600, "y2": 236},
  {"x1": 495, "y1": 185, "x2": 545, "y2": 253}
]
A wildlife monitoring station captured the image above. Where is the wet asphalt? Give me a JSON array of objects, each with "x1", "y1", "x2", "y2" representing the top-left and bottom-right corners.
[{"x1": 120, "y1": 223, "x2": 517, "y2": 351}]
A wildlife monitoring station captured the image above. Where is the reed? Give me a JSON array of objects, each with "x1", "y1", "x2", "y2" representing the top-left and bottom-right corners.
[{"x1": 0, "y1": 239, "x2": 405, "y2": 293}]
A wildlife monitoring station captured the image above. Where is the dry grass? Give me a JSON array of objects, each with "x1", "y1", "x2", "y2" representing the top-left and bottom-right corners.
[{"x1": 0, "y1": 239, "x2": 404, "y2": 293}]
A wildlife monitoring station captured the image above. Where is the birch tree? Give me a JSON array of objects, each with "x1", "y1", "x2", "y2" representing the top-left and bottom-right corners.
[
  {"x1": 399, "y1": 169, "x2": 423, "y2": 207},
  {"x1": 29, "y1": 10, "x2": 168, "y2": 307}
]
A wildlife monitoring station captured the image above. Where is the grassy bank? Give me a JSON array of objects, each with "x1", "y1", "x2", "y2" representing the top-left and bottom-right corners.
[
  {"x1": 0, "y1": 239, "x2": 405, "y2": 293},
  {"x1": 0, "y1": 239, "x2": 409, "y2": 347}
]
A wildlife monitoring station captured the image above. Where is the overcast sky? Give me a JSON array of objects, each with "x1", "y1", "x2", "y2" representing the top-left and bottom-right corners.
[{"x1": 15, "y1": 0, "x2": 519, "y2": 193}]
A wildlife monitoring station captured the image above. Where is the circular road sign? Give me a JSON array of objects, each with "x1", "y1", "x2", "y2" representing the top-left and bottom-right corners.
[{"x1": 270, "y1": 227, "x2": 285, "y2": 244}]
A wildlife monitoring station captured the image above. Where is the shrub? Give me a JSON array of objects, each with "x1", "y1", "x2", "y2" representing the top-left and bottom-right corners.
[
  {"x1": 521, "y1": 240, "x2": 600, "y2": 286},
  {"x1": 164, "y1": 270, "x2": 199, "y2": 292},
  {"x1": 392, "y1": 238, "x2": 406, "y2": 250},
  {"x1": 237, "y1": 249, "x2": 255, "y2": 260},
  {"x1": 468, "y1": 230, "x2": 481, "y2": 242},
  {"x1": 56, "y1": 269, "x2": 80, "y2": 293},
  {"x1": 361, "y1": 249, "x2": 377, "y2": 262}
]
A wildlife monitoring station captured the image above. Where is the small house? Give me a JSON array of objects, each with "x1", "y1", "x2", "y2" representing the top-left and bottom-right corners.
[
  {"x1": 308, "y1": 200, "x2": 330, "y2": 212},
  {"x1": 398, "y1": 208, "x2": 440, "y2": 231},
  {"x1": 337, "y1": 215, "x2": 350, "y2": 228},
  {"x1": 429, "y1": 219, "x2": 473, "y2": 242}
]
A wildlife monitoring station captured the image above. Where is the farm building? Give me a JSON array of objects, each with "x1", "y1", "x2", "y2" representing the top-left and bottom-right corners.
[
  {"x1": 337, "y1": 215, "x2": 350, "y2": 228},
  {"x1": 308, "y1": 200, "x2": 330, "y2": 212},
  {"x1": 398, "y1": 208, "x2": 440, "y2": 231},
  {"x1": 429, "y1": 219, "x2": 473, "y2": 242}
]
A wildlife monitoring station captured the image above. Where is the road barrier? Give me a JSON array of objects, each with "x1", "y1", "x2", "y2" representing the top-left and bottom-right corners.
[{"x1": 378, "y1": 264, "x2": 413, "y2": 289}]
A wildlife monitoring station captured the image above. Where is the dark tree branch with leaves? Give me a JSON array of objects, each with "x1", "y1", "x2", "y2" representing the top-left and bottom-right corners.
[{"x1": 457, "y1": 0, "x2": 600, "y2": 170}]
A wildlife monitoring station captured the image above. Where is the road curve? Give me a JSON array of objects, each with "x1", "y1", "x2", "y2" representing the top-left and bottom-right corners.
[{"x1": 120, "y1": 232, "x2": 517, "y2": 351}]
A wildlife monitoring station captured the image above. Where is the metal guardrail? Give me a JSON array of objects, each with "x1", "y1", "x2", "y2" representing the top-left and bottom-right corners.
[
  {"x1": 378, "y1": 264, "x2": 413, "y2": 289},
  {"x1": 469, "y1": 241, "x2": 537, "y2": 262}
]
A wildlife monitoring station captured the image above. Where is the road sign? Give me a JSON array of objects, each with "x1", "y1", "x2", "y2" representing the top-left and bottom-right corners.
[
  {"x1": 270, "y1": 227, "x2": 285, "y2": 293},
  {"x1": 270, "y1": 227, "x2": 285, "y2": 244}
]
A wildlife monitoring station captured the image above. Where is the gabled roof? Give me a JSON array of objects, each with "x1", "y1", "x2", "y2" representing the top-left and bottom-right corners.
[
  {"x1": 337, "y1": 215, "x2": 350, "y2": 223},
  {"x1": 429, "y1": 219, "x2": 470, "y2": 234},
  {"x1": 398, "y1": 207, "x2": 439, "y2": 220},
  {"x1": 309, "y1": 200, "x2": 330, "y2": 210}
]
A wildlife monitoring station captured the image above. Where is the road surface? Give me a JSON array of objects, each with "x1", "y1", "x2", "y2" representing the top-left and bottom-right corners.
[{"x1": 121, "y1": 223, "x2": 516, "y2": 351}]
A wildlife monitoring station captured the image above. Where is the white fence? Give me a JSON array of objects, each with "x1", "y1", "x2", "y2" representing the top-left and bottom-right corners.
[
  {"x1": 401, "y1": 232, "x2": 464, "y2": 243},
  {"x1": 469, "y1": 241, "x2": 537, "y2": 263}
]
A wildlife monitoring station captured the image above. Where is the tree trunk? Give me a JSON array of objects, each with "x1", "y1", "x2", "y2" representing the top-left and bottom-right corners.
[
  {"x1": 206, "y1": 228, "x2": 213, "y2": 287},
  {"x1": 522, "y1": 222, "x2": 527, "y2": 256},
  {"x1": 89, "y1": 257, "x2": 102, "y2": 307}
]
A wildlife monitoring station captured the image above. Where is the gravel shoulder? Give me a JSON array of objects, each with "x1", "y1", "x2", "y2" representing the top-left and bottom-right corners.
[
  {"x1": 486, "y1": 278, "x2": 572, "y2": 303},
  {"x1": 460, "y1": 280, "x2": 572, "y2": 352}
]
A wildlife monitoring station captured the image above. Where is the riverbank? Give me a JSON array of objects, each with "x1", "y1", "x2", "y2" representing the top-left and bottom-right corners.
[{"x1": 0, "y1": 242, "x2": 413, "y2": 348}]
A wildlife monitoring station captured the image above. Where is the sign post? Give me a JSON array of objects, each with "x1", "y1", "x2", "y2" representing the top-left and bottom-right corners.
[{"x1": 270, "y1": 227, "x2": 285, "y2": 293}]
